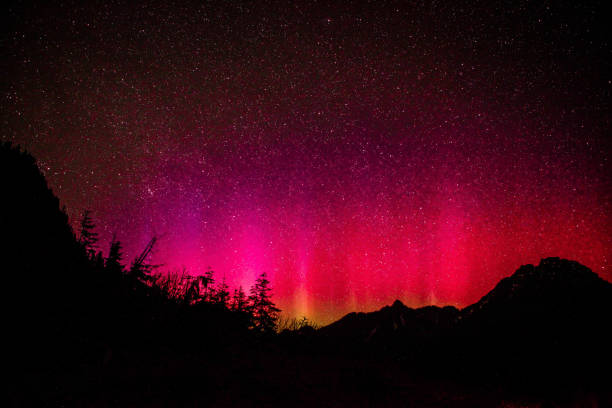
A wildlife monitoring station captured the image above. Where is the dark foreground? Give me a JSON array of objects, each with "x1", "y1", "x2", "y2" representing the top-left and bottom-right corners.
[
  {"x1": 11, "y1": 331, "x2": 611, "y2": 407},
  {"x1": 4, "y1": 142, "x2": 611, "y2": 407}
]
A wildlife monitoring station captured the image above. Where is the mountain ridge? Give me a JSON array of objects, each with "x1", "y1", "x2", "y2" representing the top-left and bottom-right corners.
[{"x1": 319, "y1": 257, "x2": 612, "y2": 343}]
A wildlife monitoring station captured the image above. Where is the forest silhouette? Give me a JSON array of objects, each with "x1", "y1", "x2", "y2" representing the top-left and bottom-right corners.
[{"x1": 3, "y1": 142, "x2": 611, "y2": 407}]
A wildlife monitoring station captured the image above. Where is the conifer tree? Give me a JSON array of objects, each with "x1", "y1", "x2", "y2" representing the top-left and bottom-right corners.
[
  {"x1": 215, "y1": 275, "x2": 230, "y2": 307},
  {"x1": 232, "y1": 286, "x2": 248, "y2": 312},
  {"x1": 200, "y1": 267, "x2": 215, "y2": 301},
  {"x1": 78, "y1": 210, "x2": 98, "y2": 259},
  {"x1": 106, "y1": 236, "x2": 124, "y2": 274},
  {"x1": 248, "y1": 272, "x2": 280, "y2": 333}
]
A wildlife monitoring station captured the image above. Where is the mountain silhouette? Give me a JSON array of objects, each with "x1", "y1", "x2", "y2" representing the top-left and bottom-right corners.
[
  {"x1": 457, "y1": 257, "x2": 612, "y2": 351},
  {"x1": 321, "y1": 257, "x2": 612, "y2": 339},
  {"x1": 319, "y1": 257, "x2": 612, "y2": 390},
  {"x1": 463, "y1": 257, "x2": 612, "y2": 320},
  {"x1": 319, "y1": 300, "x2": 459, "y2": 346},
  {"x1": 456, "y1": 257, "x2": 612, "y2": 389}
]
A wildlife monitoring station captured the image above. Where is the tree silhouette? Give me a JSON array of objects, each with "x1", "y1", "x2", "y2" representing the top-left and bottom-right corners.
[
  {"x1": 248, "y1": 272, "x2": 280, "y2": 333},
  {"x1": 201, "y1": 266, "x2": 215, "y2": 301},
  {"x1": 129, "y1": 237, "x2": 158, "y2": 283},
  {"x1": 78, "y1": 210, "x2": 98, "y2": 259},
  {"x1": 215, "y1": 275, "x2": 230, "y2": 307},
  {"x1": 183, "y1": 273, "x2": 201, "y2": 305},
  {"x1": 232, "y1": 286, "x2": 248, "y2": 312},
  {"x1": 92, "y1": 250, "x2": 105, "y2": 270},
  {"x1": 106, "y1": 236, "x2": 124, "y2": 274}
]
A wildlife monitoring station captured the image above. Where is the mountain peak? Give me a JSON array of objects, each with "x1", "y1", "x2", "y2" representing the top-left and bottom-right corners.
[
  {"x1": 391, "y1": 299, "x2": 405, "y2": 308},
  {"x1": 322, "y1": 258, "x2": 612, "y2": 345},
  {"x1": 462, "y1": 257, "x2": 612, "y2": 319}
]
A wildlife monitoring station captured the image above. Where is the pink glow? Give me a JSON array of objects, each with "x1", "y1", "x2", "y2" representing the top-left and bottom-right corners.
[{"x1": 128, "y1": 177, "x2": 611, "y2": 324}]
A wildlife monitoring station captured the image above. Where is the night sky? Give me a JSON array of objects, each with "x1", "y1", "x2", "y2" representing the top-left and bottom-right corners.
[{"x1": 2, "y1": 0, "x2": 611, "y2": 323}]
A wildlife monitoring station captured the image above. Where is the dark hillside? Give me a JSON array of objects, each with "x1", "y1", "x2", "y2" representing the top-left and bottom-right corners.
[
  {"x1": 4, "y1": 142, "x2": 611, "y2": 406},
  {"x1": 456, "y1": 257, "x2": 612, "y2": 390}
]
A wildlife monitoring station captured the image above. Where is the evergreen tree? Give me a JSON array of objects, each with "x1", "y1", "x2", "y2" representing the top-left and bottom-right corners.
[
  {"x1": 231, "y1": 286, "x2": 248, "y2": 312},
  {"x1": 215, "y1": 275, "x2": 230, "y2": 307},
  {"x1": 200, "y1": 267, "x2": 215, "y2": 301},
  {"x1": 248, "y1": 272, "x2": 280, "y2": 333},
  {"x1": 106, "y1": 236, "x2": 124, "y2": 274},
  {"x1": 78, "y1": 210, "x2": 98, "y2": 259}
]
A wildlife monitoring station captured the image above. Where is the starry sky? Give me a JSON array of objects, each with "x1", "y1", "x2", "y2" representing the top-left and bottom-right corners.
[{"x1": 2, "y1": 0, "x2": 611, "y2": 324}]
